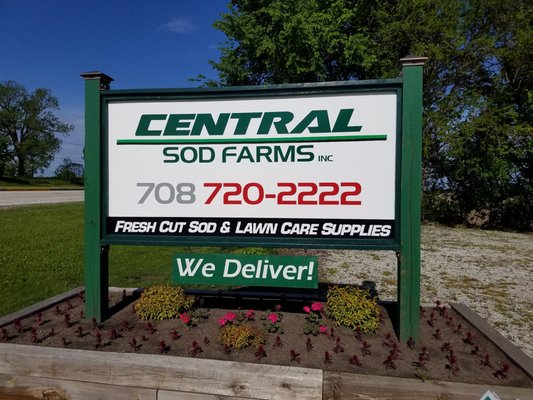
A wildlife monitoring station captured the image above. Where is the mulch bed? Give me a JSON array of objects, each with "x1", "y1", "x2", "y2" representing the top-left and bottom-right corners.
[{"x1": 1, "y1": 289, "x2": 531, "y2": 388}]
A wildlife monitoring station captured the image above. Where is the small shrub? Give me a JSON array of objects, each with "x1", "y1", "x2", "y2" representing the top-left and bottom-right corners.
[
  {"x1": 241, "y1": 247, "x2": 271, "y2": 255},
  {"x1": 255, "y1": 345, "x2": 267, "y2": 360},
  {"x1": 273, "y1": 335, "x2": 283, "y2": 349},
  {"x1": 129, "y1": 337, "x2": 140, "y2": 352},
  {"x1": 262, "y1": 312, "x2": 283, "y2": 334},
  {"x1": 333, "y1": 337, "x2": 345, "y2": 353},
  {"x1": 493, "y1": 364, "x2": 510, "y2": 380},
  {"x1": 217, "y1": 324, "x2": 265, "y2": 349},
  {"x1": 360, "y1": 340, "x2": 372, "y2": 356},
  {"x1": 326, "y1": 286, "x2": 381, "y2": 333},
  {"x1": 303, "y1": 302, "x2": 323, "y2": 335},
  {"x1": 135, "y1": 285, "x2": 193, "y2": 321},
  {"x1": 289, "y1": 349, "x2": 301, "y2": 363},
  {"x1": 218, "y1": 311, "x2": 237, "y2": 327},
  {"x1": 349, "y1": 354, "x2": 362, "y2": 366},
  {"x1": 306, "y1": 337, "x2": 314, "y2": 352},
  {"x1": 189, "y1": 340, "x2": 203, "y2": 357}
]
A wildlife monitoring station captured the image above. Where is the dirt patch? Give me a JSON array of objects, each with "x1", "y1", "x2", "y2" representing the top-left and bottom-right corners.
[{"x1": 1, "y1": 290, "x2": 531, "y2": 388}]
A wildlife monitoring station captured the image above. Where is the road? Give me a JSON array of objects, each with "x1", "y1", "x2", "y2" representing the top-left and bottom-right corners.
[{"x1": 0, "y1": 190, "x2": 84, "y2": 207}]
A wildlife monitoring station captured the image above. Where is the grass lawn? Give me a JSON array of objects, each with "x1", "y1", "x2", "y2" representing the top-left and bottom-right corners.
[
  {"x1": 0, "y1": 203, "x2": 255, "y2": 317},
  {"x1": 0, "y1": 177, "x2": 83, "y2": 190}
]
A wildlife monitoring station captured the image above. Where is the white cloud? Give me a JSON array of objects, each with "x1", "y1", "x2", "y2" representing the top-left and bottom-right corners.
[{"x1": 161, "y1": 17, "x2": 196, "y2": 33}]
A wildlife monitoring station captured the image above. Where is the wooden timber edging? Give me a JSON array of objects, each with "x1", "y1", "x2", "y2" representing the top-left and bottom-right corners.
[
  {"x1": 0, "y1": 343, "x2": 322, "y2": 400},
  {"x1": 1, "y1": 345, "x2": 532, "y2": 400},
  {"x1": 322, "y1": 372, "x2": 533, "y2": 400},
  {"x1": 451, "y1": 302, "x2": 533, "y2": 379},
  {"x1": 0, "y1": 288, "x2": 532, "y2": 399},
  {"x1": 0, "y1": 287, "x2": 84, "y2": 329}
]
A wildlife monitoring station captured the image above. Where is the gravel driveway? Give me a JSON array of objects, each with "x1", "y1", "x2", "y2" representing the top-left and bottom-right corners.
[{"x1": 286, "y1": 224, "x2": 533, "y2": 358}]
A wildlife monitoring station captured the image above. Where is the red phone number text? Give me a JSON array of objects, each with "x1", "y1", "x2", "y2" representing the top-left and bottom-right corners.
[{"x1": 203, "y1": 182, "x2": 362, "y2": 205}]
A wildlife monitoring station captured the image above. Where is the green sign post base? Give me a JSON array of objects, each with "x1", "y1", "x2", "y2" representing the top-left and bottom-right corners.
[
  {"x1": 398, "y1": 56, "x2": 427, "y2": 342},
  {"x1": 81, "y1": 71, "x2": 113, "y2": 322}
]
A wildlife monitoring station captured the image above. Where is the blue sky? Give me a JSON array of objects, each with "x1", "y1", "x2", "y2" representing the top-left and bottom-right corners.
[{"x1": 0, "y1": 0, "x2": 229, "y2": 175}]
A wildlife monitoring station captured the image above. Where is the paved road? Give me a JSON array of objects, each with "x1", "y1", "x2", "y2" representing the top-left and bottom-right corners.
[{"x1": 0, "y1": 190, "x2": 84, "y2": 207}]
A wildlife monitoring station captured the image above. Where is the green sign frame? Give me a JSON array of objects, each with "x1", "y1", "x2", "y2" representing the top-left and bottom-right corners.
[{"x1": 81, "y1": 56, "x2": 425, "y2": 342}]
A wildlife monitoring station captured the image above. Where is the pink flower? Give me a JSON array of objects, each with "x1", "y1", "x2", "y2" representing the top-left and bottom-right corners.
[
  {"x1": 319, "y1": 325, "x2": 328, "y2": 334},
  {"x1": 267, "y1": 313, "x2": 279, "y2": 323},
  {"x1": 218, "y1": 317, "x2": 227, "y2": 327},
  {"x1": 224, "y1": 312, "x2": 237, "y2": 322},
  {"x1": 303, "y1": 306, "x2": 311, "y2": 313},
  {"x1": 275, "y1": 304, "x2": 282, "y2": 311},
  {"x1": 180, "y1": 313, "x2": 191, "y2": 325},
  {"x1": 245, "y1": 309, "x2": 255, "y2": 320},
  {"x1": 311, "y1": 302, "x2": 323, "y2": 312}
]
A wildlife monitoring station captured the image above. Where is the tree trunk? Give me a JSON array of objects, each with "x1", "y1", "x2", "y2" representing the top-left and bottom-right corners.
[{"x1": 17, "y1": 155, "x2": 26, "y2": 177}]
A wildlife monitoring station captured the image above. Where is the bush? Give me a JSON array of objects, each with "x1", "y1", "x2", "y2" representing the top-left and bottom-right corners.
[
  {"x1": 422, "y1": 191, "x2": 462, "y2": 226},
  {"x1": 54, "y1": 158, "x2": 84, "y2": 184},
  {"x1": 326, "y1": 286, "x2": 381, "y2": 334},
  {"x1": 240, "y1": 247, "x2": 271, "y2": 255},
  {"x1": 135, "y1": 285, "x2": 193, "y2": 320},
  {"x1": 217, "y1": 324, "x2": 265, "y2": 349}
]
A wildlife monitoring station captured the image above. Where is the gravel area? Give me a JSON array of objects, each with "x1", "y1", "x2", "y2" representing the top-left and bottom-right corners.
[{"x1": 285, "y1": 224, "x2": 533, "y2": 358}]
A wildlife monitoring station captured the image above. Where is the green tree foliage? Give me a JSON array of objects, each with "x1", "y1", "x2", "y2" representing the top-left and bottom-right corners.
[
  {"x1": 0, "y1": 81, "x2": 73, "y2": 177},
  {"x1": 54, "y1": 157, "x2": 84, "y2": 184},
  {"x1": 211, "y1": 0, "x2": 532, "y2": 229},
  {"x1": 212, "y1": 0, "x2": 389, "y2": 85}
]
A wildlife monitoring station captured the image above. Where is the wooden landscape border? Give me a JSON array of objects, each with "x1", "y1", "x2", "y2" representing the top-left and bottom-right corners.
[{"x1": 1, "y1": 288, "x2": 532, "y2": 400}]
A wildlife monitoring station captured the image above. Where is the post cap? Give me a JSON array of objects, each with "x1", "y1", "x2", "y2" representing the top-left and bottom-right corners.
[
  {"x1": 400, "y1": 56, "x2": 428, "y2": 67},
  {"x1": 80, "y1": 71, "x2": 114, "y2": 90}
]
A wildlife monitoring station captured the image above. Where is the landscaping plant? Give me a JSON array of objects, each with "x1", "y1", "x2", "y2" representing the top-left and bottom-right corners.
[
  {"x1": 303, "y1": 301, "x2": 324, "y2": 335},
  {"x1": 135, "y1": 285, "x2": 193, "y2": 320},
  {"x1": 217, "y1": 324, "x2": 265, "y2": 350},
  {"x1": 326, "y1": 285, "x2": 381, "y2": 333},
  {"x1": 262, "y1": 310, "x2": 283, "y2": 334}
]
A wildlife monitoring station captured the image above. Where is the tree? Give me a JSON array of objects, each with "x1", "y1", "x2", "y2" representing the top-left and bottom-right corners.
[
  {"x1": 0, "y1": 134, "x2": 8, "y2": 177},
  {"x1": 210, "y1": 0, "x2": 533, "y2": 229},
  {"x1": 0, "y1": 81, "x2": 73, "y2": 177},
  {"x1": 211, "y1": 0, "x2": 390, "y2": 85},
  {"x1": 55, "y1": 157, "x2": 84, "y2": 184}
]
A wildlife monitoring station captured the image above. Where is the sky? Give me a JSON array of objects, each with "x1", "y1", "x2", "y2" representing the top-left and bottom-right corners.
[{"x1": 0, "y1": 0, "x2": 229, "y2": 175}]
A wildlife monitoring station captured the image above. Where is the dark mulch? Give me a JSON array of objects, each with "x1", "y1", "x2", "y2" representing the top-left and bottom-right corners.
[{"x1": 1, "y1": 290, "x2": 531, "y2": 388}]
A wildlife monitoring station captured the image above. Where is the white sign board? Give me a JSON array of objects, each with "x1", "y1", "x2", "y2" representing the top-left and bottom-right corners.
[{"x1": 105, "y1": 91, "x2": 398, "y2": 242}]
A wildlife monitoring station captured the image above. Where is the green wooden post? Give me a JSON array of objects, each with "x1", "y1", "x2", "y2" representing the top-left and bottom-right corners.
[
  {"x1": 81, "y1": 71, "x2": 113, "y2": 322},
  {"x1": 398, "y1": 56, "x2": 427, "y2": 342}
]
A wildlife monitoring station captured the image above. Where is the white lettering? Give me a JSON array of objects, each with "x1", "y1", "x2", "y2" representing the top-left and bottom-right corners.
[{"x1": 176, "y1": 258, "x2": 203, "y2": 277}]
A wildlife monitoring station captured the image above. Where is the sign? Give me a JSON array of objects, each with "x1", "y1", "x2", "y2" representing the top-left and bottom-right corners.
[
  {"x1": 172, "y1": 253, "x2": 318, "y2": 288},
  {"x1": 103, "y1": 88, "x2": 400, "y2": 247},
  {"x1": 84, "y1": 56, "x2": 425, "y2": 342}
]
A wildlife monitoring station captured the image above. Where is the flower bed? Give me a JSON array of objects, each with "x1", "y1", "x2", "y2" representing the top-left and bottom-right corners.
[{"x1": 0, "y1": 287, "x2": 531, "y2": 399}]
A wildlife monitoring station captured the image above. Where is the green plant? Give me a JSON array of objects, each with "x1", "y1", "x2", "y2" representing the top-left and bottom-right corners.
[
  {"x1": 240, "y1": 247, "x2": 271, "y2": 255},
  {"x1": 135, "y1": 285, "x2": 193, "y2": 320},
  {"x1": 303, "y1": 302, "x2": 323, "y2": 335},
  {"x1": 217, "y1": 324, "x2": 265, "y2": 349},
  {"x1": 262, "y1": 311, "x2": 284, "y2": 334},
  {"x1": 414, "y1": 367, "x2": 428, "y2": 382},
  {"x1": 326, "y1": 286, "x2": 381, "y2": 334}
]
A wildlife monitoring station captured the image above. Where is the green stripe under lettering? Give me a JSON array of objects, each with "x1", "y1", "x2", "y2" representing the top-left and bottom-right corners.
[{"x1": 116, "y1": 134, "x2": 388, "y2": 145}]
